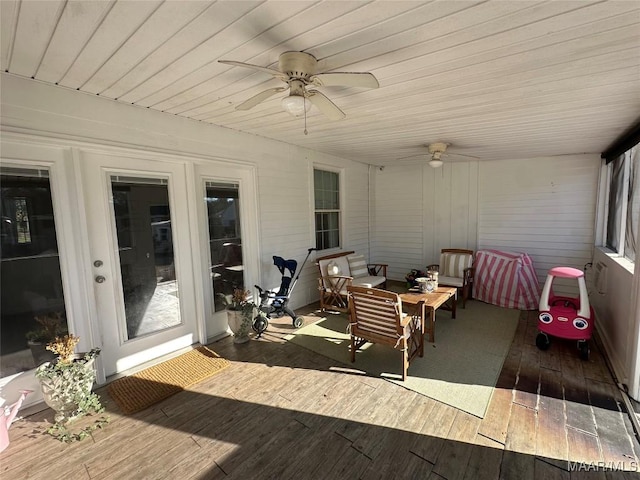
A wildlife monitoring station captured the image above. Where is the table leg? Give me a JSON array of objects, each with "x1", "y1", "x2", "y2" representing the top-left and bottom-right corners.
[
  {"x1": 424, "y1": 305, "x2": 435, "y2": 343},
  {"x1": 418, "y1": 304, "x2": 424, "y2": 357},
  {"x1": 451, "y1": 294, "x2": 457, "y2": 319}
]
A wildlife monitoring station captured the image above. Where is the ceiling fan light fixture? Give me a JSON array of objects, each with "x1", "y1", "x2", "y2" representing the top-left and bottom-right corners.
[
  {"x1": 429, "y1": 158, "x2": 444, "y2": 168},
  {"x1": 281, "y1": 94, "x2": 311, "y2": 117}
]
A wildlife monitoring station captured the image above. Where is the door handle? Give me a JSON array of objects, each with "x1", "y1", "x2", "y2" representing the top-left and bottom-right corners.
[{"x1": 95, "y1": 275, "x2": 106, "y2": 283}]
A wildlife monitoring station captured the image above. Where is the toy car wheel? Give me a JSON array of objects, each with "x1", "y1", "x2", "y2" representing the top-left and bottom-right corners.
[
  {"x1": 252, "y1": 315, "x2": 269, "y2": 334},
  {"x1": 293, "y1": 316, "x2": 304, "y2": 328},
  {"x1": 536, "y1": 332, "x2": 551, "y2": 351},
  {"x1": 578, "y1": 340, "x2": 590, "y2": 361}
]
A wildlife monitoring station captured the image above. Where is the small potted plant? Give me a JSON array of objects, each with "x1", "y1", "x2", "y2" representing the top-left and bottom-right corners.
[
  {"x1": 35, "y1": 334, "x2": 108, "y2": 442},
  {"x1": 225, "y1": 288, "x2": 255, "y2": 343},
  {"x1": 405, "y1": 269, "x2": 426, "y2": 288},
  {"x1": 26, "y1": 312, "x2": 67, "y2": 366}
]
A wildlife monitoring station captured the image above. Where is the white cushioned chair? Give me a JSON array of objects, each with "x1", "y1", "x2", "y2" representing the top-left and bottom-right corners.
[
  {"x1": 427, "y1": 249, "x2": 474, "y2": 308},
  {"x1": 316, "y1": 251, "x2": 387, "y2": 312}
]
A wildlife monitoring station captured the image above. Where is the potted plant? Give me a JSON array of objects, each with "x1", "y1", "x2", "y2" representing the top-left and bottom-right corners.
[
  {"x1": 225, "y1": 288, "x2": 255, "y2": 344},
  {"x1": 26, "y1": 312, "x2": 67, "y2": 366},
  {"x1": 35, "y1": 334, "x2": 108, "y2": 442}
]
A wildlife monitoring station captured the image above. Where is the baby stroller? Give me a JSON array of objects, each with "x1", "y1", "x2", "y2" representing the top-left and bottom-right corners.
[{"x1": 253, "y1": 248, "x2": 316, "y2": 337}]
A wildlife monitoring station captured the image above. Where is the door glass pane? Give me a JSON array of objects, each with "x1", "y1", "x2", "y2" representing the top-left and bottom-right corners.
[
  {"x1": 1, "y1": 168, "x2": 69, "y2": 376},
  {"x1": 205, "y1": 182, "x2": 243, "y2": 313},
  {"x1": 111, "y1": 177, "x2": 181, "y2": 340}
]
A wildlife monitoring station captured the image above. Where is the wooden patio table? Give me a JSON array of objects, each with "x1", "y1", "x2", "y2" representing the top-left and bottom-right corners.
[{"x1": 399, "y1": 286, "x2": 457, "y2": 343}]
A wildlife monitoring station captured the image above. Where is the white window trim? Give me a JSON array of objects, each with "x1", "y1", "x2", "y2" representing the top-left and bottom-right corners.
[
  {"x1": 597, "y1": 154, "x2": 635, "y2": 274},
  {"x1": 311, "y1": 164, "x2": 344, "y2": 253}
]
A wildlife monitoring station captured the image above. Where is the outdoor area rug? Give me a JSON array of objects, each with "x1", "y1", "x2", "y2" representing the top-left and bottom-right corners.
[
  {"x1": 286, "y1": 301, "x2": 520, "y2": 418},
  {"x1": 107, "y1": 346, "x2": 230, "y2": 414}
]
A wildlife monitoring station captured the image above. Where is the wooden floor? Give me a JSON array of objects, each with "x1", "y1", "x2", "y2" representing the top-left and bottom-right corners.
[{"x1": 2, "y1": 298, "x2": 640, "y2": 479}]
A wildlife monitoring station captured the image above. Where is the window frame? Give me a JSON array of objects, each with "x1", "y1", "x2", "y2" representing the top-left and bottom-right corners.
[
  {"x1": 312, "y1": 166, "x2": 343, "y2": 252},
  {"x1": 599, "y1": 144, "x2": 638, "y2": 267}
]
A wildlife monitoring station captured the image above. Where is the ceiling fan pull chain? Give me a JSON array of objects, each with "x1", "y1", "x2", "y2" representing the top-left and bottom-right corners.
[{"x1": 304, "y1": 97, "x2": 308, "y2": 135}]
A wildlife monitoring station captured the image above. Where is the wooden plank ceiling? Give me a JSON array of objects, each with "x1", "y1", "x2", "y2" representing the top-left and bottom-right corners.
[{"x1": 1, "y1": 0, "x2": 639, "y2": 166}]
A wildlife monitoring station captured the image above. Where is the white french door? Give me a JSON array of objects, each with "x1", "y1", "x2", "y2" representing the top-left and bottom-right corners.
[{"x1": 81, "y1": 151, "x2": 198, "y2": 376}]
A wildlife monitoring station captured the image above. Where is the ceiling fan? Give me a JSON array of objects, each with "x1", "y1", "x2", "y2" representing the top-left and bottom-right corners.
[
  {"x1": 219, "y1": 51, "x2": 379, "y2": 120},
  {"x1": 398, "y1": 142, "x2": 479, "y2": 168}
]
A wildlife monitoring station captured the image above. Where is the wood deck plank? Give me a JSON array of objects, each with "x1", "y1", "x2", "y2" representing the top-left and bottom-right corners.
[
  {"x1": 534, "y1": 458, "x2": 570, "y2": 480},
  {"x1": 566, "y1": 426, "x2": 602, "y2": 464},
  {"x1": 514, "y1": 344, "x2": 541, "y2": 409},
  {"x1": 501, "y1": 403, "x2": 537, "y2": 480},
  {"x1": 537, "y1": 367, "x2": 569, "y2": 467},
  {"x1": 275, "y1": 425, "x2": 353, "y2": 479},
  {"x1": 222, "y1": 418, "x2": 310, "y2": 479},
  {"x1": 588, "y1": 380, "x2": 639, "y2": 465},
  {"x1": 409, "y1": 401, "x2": 458, "y2": 464},
  {"x1": 562, "y1": 353, "x2": 597, "y2": 436},
  {"x1": 463, "y1": 434, "x2": 504, "y2": 480},
  {"x1": 477, "y1": 347, "x2": 520, "y2": 444},
  {"x1": 431, "y1": 411, "x2": 481, "y2": 480}
]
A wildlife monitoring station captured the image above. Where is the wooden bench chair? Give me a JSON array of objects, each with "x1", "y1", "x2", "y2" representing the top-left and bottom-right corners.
[
  {"x1": 347, "y1": 286, "x2": 424, "y2": 381},
  {"x1": 316, "y1": 251, "x2": 387, "y2": 313}
]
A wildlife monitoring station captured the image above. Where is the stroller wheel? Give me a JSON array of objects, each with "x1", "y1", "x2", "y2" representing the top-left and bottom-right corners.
[
  {"x1": 293, "y1": 316, "x2": 304, "y2": 328},
  {"x1": 536, "y1": 332, "x2": 550, "y2": 351},
  {"x1": 578, "y1": 340, "x2": 590, "y2": 361},
  {"x1": 253, "y1": 315, "x2": 269, "y2": 335}
]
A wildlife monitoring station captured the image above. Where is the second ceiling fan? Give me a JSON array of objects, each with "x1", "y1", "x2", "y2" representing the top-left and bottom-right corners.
[
  {"x1": 398, "y1": 142, "x2": 479, "y2": 168},
  {"x1": 219, "y1": 51, "x2": 379, "y2": 120}
]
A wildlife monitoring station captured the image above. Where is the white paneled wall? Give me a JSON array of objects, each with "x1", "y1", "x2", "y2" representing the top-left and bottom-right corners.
[
  {"x1": 477, "y1": 156, "x2": 600, "y2": 296},
  {"x1": 373, "y1": 165, "x2": 425, "y2": 280},
  {"x1": 373, "y1": 161, "x2": 479, "y2": 281}
]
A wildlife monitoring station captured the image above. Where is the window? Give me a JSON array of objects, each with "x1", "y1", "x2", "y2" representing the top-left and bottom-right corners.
[
  {"x1": 314, "y1": 168, "x2": 340, "y2": 250},
  {"x1": 0, "y1": 167, "x2": 69, "y2": 377},
  {"x1": 605, "y1": 144, "x2": 638, "y2": 263}
]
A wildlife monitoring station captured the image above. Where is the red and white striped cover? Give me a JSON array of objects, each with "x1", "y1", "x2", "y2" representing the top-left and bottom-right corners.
[{"x1": 474, "y1": 249, "x2": 541, "y2": 310}]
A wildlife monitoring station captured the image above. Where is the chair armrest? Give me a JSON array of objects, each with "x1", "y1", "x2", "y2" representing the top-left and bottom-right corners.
[
  {"x1": 400, "y1": 301, "x2": 424, "y2": 328},
  {"x1": 367, "y1": 263, "x2": 387, "y2": 277},
  {"x1": 318, "y1": 275, "x2": 354, "y2": 290},
  {"x1": 463, "y1": 267, "x2": 474, "y2": 283}
]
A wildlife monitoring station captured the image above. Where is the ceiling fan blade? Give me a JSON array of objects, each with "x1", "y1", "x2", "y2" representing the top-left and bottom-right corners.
[
  {"x1": 310, "y1": 72, "x2": 379, "y2": 89},
  {"x1": 307, "y1": 91, "x2": 345, "y2": 120},
  {"x1": 396, "y1": 154, "x2": 424, "y2": 162},
  {"x1": 445, "y1": 152, "x2": 480, "y2": 160},
  {"x1": 236, "y1": 87, "x2": 287, "y2": 111},
  {"x1": 219, "y1": 60, "x2": 288, "y2": 81}
]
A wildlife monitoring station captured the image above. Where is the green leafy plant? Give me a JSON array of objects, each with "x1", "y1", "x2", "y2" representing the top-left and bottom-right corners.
[
  {"x1": 226, "y1": 288, "x2": 255, "y2": 314},
  {"x1": 45, "y1": 415, "x2": 110, "y2": 443},
  {"x1": 225, "y1": 288, "x2": 257, "y2": 341},
  {"x1": 35, "y1": 334, "x2": 109, "y2": 442}
]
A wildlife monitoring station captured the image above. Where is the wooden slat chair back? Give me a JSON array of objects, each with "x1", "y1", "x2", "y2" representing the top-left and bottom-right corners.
[
  {"x1": 316, "y1": 251, "x2": 387, "y2": 313},
  {"x1": 347, "y1": 286, "x2": 424, "y2": 381}
]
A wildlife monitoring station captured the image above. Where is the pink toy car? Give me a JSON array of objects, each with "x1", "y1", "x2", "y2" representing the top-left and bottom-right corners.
[{"x1": 537, "y1": 266, "x2": 594, "y2": 360}]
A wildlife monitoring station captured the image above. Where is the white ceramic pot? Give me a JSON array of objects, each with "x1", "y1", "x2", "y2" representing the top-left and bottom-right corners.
[
  {"x1": 39, "y1": 356, "x2": 96, "y2": 423},
  {"x1": 227, "y1": 309, "x2": 253, "y2": 343}
]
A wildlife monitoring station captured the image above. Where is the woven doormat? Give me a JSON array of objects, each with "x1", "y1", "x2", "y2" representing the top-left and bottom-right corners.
[{"x1": 107, "y1": 346, "x2": 230, "y2": 414}]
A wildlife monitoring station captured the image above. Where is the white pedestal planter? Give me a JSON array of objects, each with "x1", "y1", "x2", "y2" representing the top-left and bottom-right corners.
[{"x1": 227, "y1": 309, "x2": 253, "y2": 343}]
